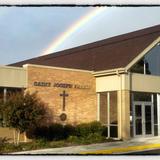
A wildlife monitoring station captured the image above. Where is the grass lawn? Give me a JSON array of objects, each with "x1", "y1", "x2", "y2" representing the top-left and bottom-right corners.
[{"x1": 0, "y1": 136, "x2": 118, "y2": 154}]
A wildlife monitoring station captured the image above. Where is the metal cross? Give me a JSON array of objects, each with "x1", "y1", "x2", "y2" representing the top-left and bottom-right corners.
[{"x1": 60, "y1": 90, "x2": 69, "y2": 111}]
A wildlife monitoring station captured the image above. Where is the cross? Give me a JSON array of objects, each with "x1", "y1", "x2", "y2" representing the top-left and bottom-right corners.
[{"x1": 60, "y1": 90, "x2": 69, "y2": 111}]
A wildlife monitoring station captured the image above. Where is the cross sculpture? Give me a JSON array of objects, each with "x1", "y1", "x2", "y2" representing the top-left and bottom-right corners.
[{"x1": 60, "y1": 90, "x2": 69, "y2": 111}]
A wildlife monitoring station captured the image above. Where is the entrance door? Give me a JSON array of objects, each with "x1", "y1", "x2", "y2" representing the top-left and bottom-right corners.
[{"x1": 133, "y1": 102, "x2": 154, "y2": 137}]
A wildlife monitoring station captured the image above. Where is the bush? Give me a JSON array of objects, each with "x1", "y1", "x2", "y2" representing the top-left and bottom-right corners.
[
  {"x1": 84, "y1": 133, "x2": 106, "y2": 144},
  {"x1": 26, "y1": 126, "x2": 48, "y2": 140},
  {"x1": 75, "y1": 121, "x2": 104, "y2": 138},
  {"x1": 67, "y1": 133, "x2": 106, "y2": 145},
  {"x1": 67, "y1": 136, "x2": 80, "y2": 143},
  {"x1": 0, "y1": 137, "x2": 18, "y2": 154},
  {"x1": 76, "y1": 123, "x2": 91, "y2": 137},
  {"x1": 27, "y1": 121, "x2": 105, "y2": 141},
  {"x1": 102, "y1": 126, "x2": 108, "y2": 137},
  {"x1": 28, "y1": 123, "x2": 64, "y2": 141},
  {"x1": 63, "y1": 124, "x2": 76, "y2": 139},
  {"x1": 48, "y1": 123, "x2": 64, "y2": 140},
  {"x1": 90, "y1": 121, "x2": 103, "y2": 134},
  {"x1": 0, "y1": 137, "x2": 9, "y2": 148}
]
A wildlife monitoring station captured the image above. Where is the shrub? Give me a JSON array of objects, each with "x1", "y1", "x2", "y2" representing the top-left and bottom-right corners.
[
  {"x1": 84, "y1": 133, "x2": 106, "y2": 144},
  {"x1": 90, "y1": 121, "x2": 103, "y2": 134},
  {"x1": 0, "y1": 137, "x2": 9, "y2": 144},
  {"x1": 0, "y1": 137, "x2": 18, "y2": 154},
  {"x1": 26, "y1": 126, "x2": 47, "y2": 140},
  {"x1": 75, "y1": 121, "x2": 104, "y2": 138},
  {"x1": 102, "y1": 126, "x2": 108, "y2": 137},
  {"x1": 0, "y1": 137, "x2": 9, "y2": 148},
  {"x1": 63, "y1": 124, "x2": 76, "y2": 139},
  {"x1": 27, "y1": 121, "x2": 105, "y2": 141},
  {"x1": 67, "y1": 136, "x2": 80, "y2": 143},
  {"x1": 48, "y1": 123, "x2": 64, "y2": 140},
  {"x1": 67, "y1": 133, "x2": 106, "y2": 145},
  {"x1": 27, "y1": 123, "x2": 64, "y2": 141},
  {"x1": 76, "y1": 123, "x2": 91, "y2": 137}
]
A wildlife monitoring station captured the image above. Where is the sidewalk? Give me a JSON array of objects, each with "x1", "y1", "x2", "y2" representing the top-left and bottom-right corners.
[{"x1": 12, "y1": 136, "x2": 160, "y2": 155}]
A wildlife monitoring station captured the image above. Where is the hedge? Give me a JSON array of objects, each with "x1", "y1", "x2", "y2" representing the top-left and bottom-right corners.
[{"x1": 26, "y1": 121, "x2": 107, "y2": 141}]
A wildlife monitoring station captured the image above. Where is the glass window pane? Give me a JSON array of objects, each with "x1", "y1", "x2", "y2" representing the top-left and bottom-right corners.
[
  {"x1": 99, "y1": 91, "x2": 118, "y2": 138},
  {"x1": 154, "y1": 125, "x2": 158, "y2": 136},
  {"x1": 133, "y1": 92, "x2": 151, "y2": 102},
  {"x1": 130, "y1": 93, "x2": 133, "y2": 137},
  {"x1": 110, "y1": 126, "x2": 118, "y2": 137},
  {"x1": 145, "y1": 105, "x2": 152, "y2": 134},
  {"x1": 153, "y1": 94, "x2": 158, "y2": 124},
  {"x1": 0, "y1": 88, "x2": 3, "y2": 100},
  {"x1": 136, "y1": 119, "x2": 142, "y2": 135},
  {"x1": 144, "y1": 44, "x2": 160, "y2": 76},
  {"x1": 130, "y1": 59, "x2": 144, "y2": 74},
  {"x1": 102, "y1": 126, "x2": 108, "y2": 137},
  {"x1": 130, "y1": 44, "x2": 160, "y2": 76},
  {"x1": 99, "y1": 92, "x2": 108, "y2": 124},
  {"x1": 135, "y1": 105, "x2": 142, "y2": 117},
  {"x1": 110, "y1": 91, "x2": 117, "y2": 125},
  {"x1": 135, "y1": 105, "x2": 142, "y2": 135}
]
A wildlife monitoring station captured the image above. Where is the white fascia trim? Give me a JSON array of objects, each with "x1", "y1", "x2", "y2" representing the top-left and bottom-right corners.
[
  {"x1": 93, "y1": 68, "x2": 126, "y2": 77},
  {"x1": 23, "y1": 64, "x2": 93, "y2": 73},
  {"x1": 0, "y1": 65, "x2": 25, "y2": 70},
  {"x1": 125, "y1": 36, "x2": 160, "y2": 71}
]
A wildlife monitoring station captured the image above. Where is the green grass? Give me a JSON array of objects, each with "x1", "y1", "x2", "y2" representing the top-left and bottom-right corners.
[{"x1": 0, "y1": 135, "x2": 118, "y2": 154}]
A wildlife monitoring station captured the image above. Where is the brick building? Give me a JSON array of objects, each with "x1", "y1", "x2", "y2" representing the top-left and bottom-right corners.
[{"x1": 0, "y1": 25, "x2": 160, "y2": 141}]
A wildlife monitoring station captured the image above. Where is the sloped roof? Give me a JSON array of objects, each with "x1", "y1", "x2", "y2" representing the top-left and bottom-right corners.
[{"x1": 10, "y1": 24, "x2": 160, "y2": 71}]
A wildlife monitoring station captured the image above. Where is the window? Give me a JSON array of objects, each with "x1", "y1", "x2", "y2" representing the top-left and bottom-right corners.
[
  {"x1": 133, "y1": 92, "x2": 151, "y2": 102},
  {"x1": 130, "y1": 43, "x2": 160, "y2": 76},
  {"x1": 99, "y1": 91, "x2": 118, "y2": 138},
  {"x1": 0, "y1": 88, "x2": 4, "y2": 100},
  {"x1": 99, "y1": 92, "x2": 108, "y2": 124},
  {"x1": 110, "y1": 91, "x2": 118, "y2": 137}
]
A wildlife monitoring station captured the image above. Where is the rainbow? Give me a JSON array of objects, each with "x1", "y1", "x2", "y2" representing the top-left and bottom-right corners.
[{"x1": 41, "y1": 7, "x2": 106, "y2": 55}]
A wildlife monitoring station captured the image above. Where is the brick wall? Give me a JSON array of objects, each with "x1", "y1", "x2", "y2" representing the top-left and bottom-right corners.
[{"x1": 26, "y1": 65, "x2": 97, "y2": 125}]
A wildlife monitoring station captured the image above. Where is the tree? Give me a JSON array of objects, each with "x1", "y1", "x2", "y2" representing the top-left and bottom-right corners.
[{"x1": 1, "y1": 91, "x2": 51, "y2": 145}]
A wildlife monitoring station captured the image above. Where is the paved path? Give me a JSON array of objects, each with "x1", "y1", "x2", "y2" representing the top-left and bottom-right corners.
[{"x1": 12, "y1": 136, "x2": 160, "y2": 155}]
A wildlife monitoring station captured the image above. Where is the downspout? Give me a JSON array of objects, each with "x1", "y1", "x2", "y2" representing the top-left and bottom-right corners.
[
  {"x1": 116, "y1": 69, "x2": 122, "y2": 139},
  {"x1": 125, "y1": 69, "x2": 131, "y2": 139},
  {"x1": 120, "y1": 71, "x2": 122, "y2": 139}
]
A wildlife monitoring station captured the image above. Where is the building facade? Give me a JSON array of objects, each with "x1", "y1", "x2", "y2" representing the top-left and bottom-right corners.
[{"x1": 0, "y1": 25, "x2": 160, "y2": 141}]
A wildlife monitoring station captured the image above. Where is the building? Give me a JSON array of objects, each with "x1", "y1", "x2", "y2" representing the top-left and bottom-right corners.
[{"x1": 0, "y1": 24, "x2": 160, "y2": 141}]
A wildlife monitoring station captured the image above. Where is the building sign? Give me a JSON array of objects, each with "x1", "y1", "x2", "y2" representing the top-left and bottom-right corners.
[
  {"x1": 33, "y1": 81, "x2": 90, "y2": 89},
  {"x1": 34, "y1": 82, "x2": 51, "y2": 87}
]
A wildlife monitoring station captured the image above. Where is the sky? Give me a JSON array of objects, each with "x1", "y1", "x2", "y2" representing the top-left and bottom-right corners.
[{"x1": 0, "y1": 7, "x2": 160, "y2": 65}]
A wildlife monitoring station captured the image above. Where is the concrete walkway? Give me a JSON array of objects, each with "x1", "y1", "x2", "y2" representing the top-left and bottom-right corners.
[{"x1": 12, "y1": 136, "x2": 160, "y2": 155}]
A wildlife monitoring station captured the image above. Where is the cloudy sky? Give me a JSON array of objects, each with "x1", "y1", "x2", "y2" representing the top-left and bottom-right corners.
[{"x1": 0, "y1": 7, "x2": 160, "y2": 65}]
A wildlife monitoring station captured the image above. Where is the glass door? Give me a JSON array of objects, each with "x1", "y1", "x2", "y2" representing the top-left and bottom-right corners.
[
  {"x1": 133, "y1": 103, "x2": 143, "y2": 136},
  {"x1": 133, "y1": 102, "x2": 154, "y2": 137},
  {"x1": 144, "y1": 103, "x2": 154, "y2": 136}
]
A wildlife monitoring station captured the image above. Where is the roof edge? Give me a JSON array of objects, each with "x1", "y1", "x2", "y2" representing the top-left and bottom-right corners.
[
  {"x1": 23, "y1": 64, "x2": 93, "y2": 73},
  {"x1": 125, "y1": 36, "x2": 160, "y2": 71},
  {"x1": 93, "y1": 68, "x2": 126, "y2": 77},
  {"x1": 9, "y1": 24, "x2": 160, "y2": 67},
  {"x1": 0, "y1": 65, "x2": 25, "y2": 70}
]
